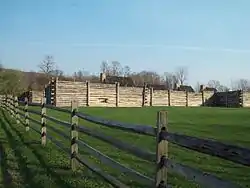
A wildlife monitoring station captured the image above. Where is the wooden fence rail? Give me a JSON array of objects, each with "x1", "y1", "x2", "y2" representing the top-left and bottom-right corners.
[{"x1": 0, "y1": 95, "x2": 249, "y2": 188}]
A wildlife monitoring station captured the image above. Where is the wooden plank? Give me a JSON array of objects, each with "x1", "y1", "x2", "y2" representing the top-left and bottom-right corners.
[{"x1": 155, "y1": 111, "x2": 168, "y2": 188}]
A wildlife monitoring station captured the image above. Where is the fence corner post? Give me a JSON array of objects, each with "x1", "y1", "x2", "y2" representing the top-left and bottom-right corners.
[
  {"x1": 14, "y1": 96, "x2": 20, "y2": 124},
  {"x1": 155, "y1": 111, "x2": 168, "y2": 188},
  {"x1": 41, "y1": 97, "x2": 47, "y2": 146},
  {"x1": 24, "y1": 97, "x2": 30, "y2": 131},
  {"x1": 71, "y1": 100, "x2": 79, "y2": 171}
]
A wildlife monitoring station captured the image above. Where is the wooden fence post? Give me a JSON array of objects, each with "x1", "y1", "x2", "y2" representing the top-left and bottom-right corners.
[
  {"x1": 24, "y1": 97, "x2": 30, "y2": 131},
  {"x1": 11, "y1": 95, "x2": 15, "y2": 118},
  {"x1": 6, "y1": 96, "x2": 9, "y2": 113},
  {"x1": 41, "y1": 97, "x2": 46, "y2": 146},
  {"x1": 155, "y1": 111, "x2": 168, "y2": 188},
  {"x1": 14, "y1": 96, "x2": 20, "y2": 124},
  {"x1": 86, "y1": 81, "x2": 90, "y2": 106},
  {"x1": 54, "y1": 77, "x2": 58, "y2": 106},
  {"x1": 186, "y1": 91, "x2": 189, "y2": 107},
  {"x1": 200, "y1": 85, "x2": 204, "y2": 106},
  {"x1": 115, "y1": 82, "x2": 120, "y2": 107},
  {"x1": 71, "y1": 100, "x2": 78, "y2": 171},
  {"x1": 150, "y1": 87, "x2": 153, "y2": 106},
  {"x1": 167, "y1": 90, "x2": 171, "y2": 106},
  {"x1": 9, "y1": 95, "x2": 12, "y2": 116},
  {"x1": 6, "y1": 95, "x2": 9, "y2": 113}
]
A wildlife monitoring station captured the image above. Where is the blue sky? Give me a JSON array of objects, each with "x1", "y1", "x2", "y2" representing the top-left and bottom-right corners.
[{"x1": 1, "y1": 0, "x2": 250, "y2": 87}]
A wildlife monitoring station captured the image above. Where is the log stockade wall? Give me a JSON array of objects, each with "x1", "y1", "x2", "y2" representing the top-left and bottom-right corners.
[
  {"x1": 29, "y1": 79, "x2": 250, "y2": 108},
  {"x1": 1, "y1": 96, "x2": 249, "y2": 187},
  {"x1": 56, "y1": 80, "x2": 216, "y2": 107}
]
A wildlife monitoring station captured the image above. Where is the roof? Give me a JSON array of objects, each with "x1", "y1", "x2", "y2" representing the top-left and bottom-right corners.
[
  {"x1": 203, "y1": 87, "x2": 217, "y2": 92},
  {"x1": 177, "y1": 85, "x2": 195, "y2": 92}
]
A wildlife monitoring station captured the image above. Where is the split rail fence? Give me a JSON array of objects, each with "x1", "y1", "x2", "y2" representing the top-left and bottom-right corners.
[{"x1": 0, "y1": 95, "x2": 249, "y2": 188}]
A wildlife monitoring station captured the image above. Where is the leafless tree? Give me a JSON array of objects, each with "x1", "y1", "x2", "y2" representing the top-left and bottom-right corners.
[
  {"x1": 164, "y1": 72, "x2": 178, "y2": 89},
  {"x1": 38, "y1": 55, "x2": 55, "y2": 77},
  {"x1": 52, "y1": 69, "x2": 64, "y2": 78},
  {"x1": 194, "y1": 82, "x2": 201, "y2": 92},
  {"x1": 100, "y1": 61, "x2": 110, "y2": 75},
  {"x1": 110, "y1": 61, "x2": 123, "y2": 76},
  {"x1": 208, "y1": 80, "x2": 221, "y2": 89},
  {"x1": 207, "y1": 80, "x2": 229, "y2": 92},
  {"x1": 123, "y1": 65, "x2": 131, "y2": 77},
  {"x1": 175, "y1": 66, "x2": 188, "y2": 85},
  {"x1": 232, "y1": 79, "x2": 250, "y2": 91}
]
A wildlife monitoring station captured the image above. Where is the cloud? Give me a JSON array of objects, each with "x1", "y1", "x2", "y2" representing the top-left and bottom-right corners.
[
  {"x1": 72, "y1": 43, "x2": 250, "y2": 53},
  {"x1": 28, "y1": 42, "x2": 250, "y2": 53}
]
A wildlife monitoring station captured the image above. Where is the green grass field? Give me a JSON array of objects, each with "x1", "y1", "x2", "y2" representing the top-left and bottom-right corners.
[{"x1": 0, "y1": 106, "x2": 250, "y2": 188}]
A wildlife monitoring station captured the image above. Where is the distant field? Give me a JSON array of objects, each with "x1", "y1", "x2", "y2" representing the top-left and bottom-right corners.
[{"x1": 0, "y1": 106, "x2": 250, "y2": 188}]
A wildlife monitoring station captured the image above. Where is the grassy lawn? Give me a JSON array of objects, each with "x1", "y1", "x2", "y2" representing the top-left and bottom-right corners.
[{"x1": 0, "y1": 106, "x2": 250, "y2": 187}]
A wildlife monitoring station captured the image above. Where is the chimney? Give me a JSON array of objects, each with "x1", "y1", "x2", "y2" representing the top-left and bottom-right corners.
[
  {"x1": 200, "y1": 85, "x2": 204, "y2": 92},
  {"x1": 100, "y1": 72, "x2": 106, "y2": 82}
]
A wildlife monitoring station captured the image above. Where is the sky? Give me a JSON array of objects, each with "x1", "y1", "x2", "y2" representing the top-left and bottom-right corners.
[{"x1": 1, "y1": 0, "x2": 250, "y2": 87}]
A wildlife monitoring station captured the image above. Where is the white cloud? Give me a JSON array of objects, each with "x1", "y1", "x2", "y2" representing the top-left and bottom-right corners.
[
  {"x1": 72, "y1": 43, "x2": 250, "y2": 53},
  {"x1": 28, "y1": 41, "x2": 250, "y2": 53}
]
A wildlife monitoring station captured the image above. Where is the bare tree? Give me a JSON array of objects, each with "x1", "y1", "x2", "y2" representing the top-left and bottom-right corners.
[
  {"x1": 175, "y1": 66, "x2": 188, "y2": 85},
  {"x1": 232, "y1": 79, "x2": 250, "y2": 91},
  {"x1": 110, "y1": 61, "x2": 123, "y2": 76},
  {"x1": 164, "y1": 72, "x2": 178, "y2": 89},
  {"x1": 38, "y1": 55, "x2": 55, "y2": 77},
  {"x1": 100, "y1": 61, "x2": 110, "y2": 75},
  {"x1": 123, "y1": 65, "x2": 131, "y2": 77},
  {"x1": 207, "y1": 80, "x2": 229, "y2": 92},
  {"x1": 194, "y1": 82, "x2": 201, "y2": 92},
  {"x1": 207, "y1": 80, "x2": 221, "y2": 89},
  {"x1": 130, "y1": 71, "x2": 161, "y2": 86},
  {"x1": 52, "y1": 69, "x2": 64, "y2": 78}
]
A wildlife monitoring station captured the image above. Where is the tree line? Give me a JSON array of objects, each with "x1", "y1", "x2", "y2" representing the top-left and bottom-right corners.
[{"x1": 0, "y1": 55, "x2": 250, "y2": 95}]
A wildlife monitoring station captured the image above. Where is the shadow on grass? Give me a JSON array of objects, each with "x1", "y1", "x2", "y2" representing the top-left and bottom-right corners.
[
  {"x1": 1, "y1": 109, "x2": 74, "y2": 188},
  {"x1": 1, "y1": 109, "x2": 107, "y2": 188},
  {"x1": 0, "y1": 140, "x2": 13, "y2": 187},
  {"x1": 0, "y1": 116, "x2": 45, "y2": 188}
]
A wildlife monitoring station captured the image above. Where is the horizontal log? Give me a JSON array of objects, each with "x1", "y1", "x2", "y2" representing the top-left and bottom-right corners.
[
  {"x1": 77, "y1": 140, "x2": 153, "y2": 185},
  {"x1": 160, "y1": 131, "x2": 250, "y2": 166},
  {"x1": 45, "y1": 115, "x2": 71, "y2": 127},
  {"x1": 76, "y1": 112, "x2": 156, "y2": 136},
  {"x1": 45, "y1": 122, "x2": 153, "y2": 185},
  {"x1": 44, "y1": 105, "x2": 71, "y2": 113},
  {"x1": 28, "y1": 109, "x2": 41, "y2": 116},
  {"x1": 42, "y1": 115, "x2": 155, "y2": 162},
  {"x1": 162, "y1": 157, "x2": 240, "y2": 188},
  {"x1": 75, "y1": 156, "x2": 129, "y2": 188},
  {"x1": 77, "y1": 125, "x2": 155, "y2": 162}
]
